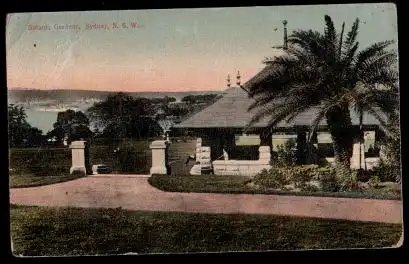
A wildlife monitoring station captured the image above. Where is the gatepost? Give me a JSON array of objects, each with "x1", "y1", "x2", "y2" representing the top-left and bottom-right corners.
[
  {"x1": 150, "y1": 140, "x2": 171, "y2": 175},
  {"x1": 69, "y1": 140, "x2": 90, "y2": 175}
]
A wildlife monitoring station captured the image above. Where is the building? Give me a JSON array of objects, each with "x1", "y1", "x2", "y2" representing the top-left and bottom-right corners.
[{"x1": 173, "y1": 21, "x2": 387, "y2": 176}]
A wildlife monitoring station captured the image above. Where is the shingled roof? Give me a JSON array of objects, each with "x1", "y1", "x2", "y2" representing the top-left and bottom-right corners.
[{"x1": 174, "y1": 85, "x2": 385, "y2": 129}]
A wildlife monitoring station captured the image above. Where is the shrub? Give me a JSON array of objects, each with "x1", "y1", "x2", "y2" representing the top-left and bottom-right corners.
[
  {"x1": 339, "y1": 170, "x2": 359, "y2": 192},
  {"x1": 301, "y1": 184, "x2": 319, "y2": 192},
  {"x1": 355, "y1": 169, "x2": 373, "y2": 182},
  {"x1": 253, "y1": 168, "x2": 290, "y2": 189},
  {"x1": 319, "y1": 167, "x2": 339, "y2": 192},
  {"x1": 372, "y1": 159, "x2": 401, "y2": 182},
  {"x1": 272, "y1": 139, "x2": 297, "y2": 167},
  {"x1": 368, "y1": 175, "x2": 382, "y2": 189},
  {"x1": 285, "y1": 166, "x2": 314, "y2": 188}
]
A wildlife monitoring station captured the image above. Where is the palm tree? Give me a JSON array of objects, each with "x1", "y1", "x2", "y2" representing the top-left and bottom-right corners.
[{"x1": 244, "y1": 15, "x2": 398, "y2": 188}]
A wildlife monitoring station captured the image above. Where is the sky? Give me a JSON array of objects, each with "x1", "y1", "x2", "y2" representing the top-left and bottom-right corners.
[{"x1": 6, "y1": 3, "x2": 398, "y2": 92}]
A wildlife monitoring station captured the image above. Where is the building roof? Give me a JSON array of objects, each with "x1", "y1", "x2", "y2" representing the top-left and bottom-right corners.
[{"x1": 174, "y1": 86, "x2": 385, "y2": 129}]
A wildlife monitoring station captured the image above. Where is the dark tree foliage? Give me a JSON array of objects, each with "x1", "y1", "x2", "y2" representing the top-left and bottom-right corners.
[
  {"x1": 8, "y1": 104, "x2": 45, "y2": 148},
  {"x1": 47, "y1": 109, "x2": 93, "y2": 145},
  {"x1": 87, "y1": 92, "x2": 161, "y2": 141}
]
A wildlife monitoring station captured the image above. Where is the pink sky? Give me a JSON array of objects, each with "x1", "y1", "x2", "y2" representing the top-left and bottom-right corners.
[{"x1": 6, "y1": 5, "x2": 398, "y2": 92}]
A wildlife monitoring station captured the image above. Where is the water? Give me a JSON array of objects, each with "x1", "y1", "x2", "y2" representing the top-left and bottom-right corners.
[
  {"x1": 24, "y1": 102, "x2": 93, "y2": 134},
  {"x1": 25, "y1": 109, "x2": 59, "y2": 134}
]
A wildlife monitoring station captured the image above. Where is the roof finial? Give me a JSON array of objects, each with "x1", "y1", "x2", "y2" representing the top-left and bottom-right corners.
[
  {"x1": 236, "y1": 70, "x2": 241, "y2": 86},
  {"x1": 227, "y1": 74, "x2": 231, "y2": 87},
  {"x1": 283, "y1": 20, "x2": 288, "y2": 50}
]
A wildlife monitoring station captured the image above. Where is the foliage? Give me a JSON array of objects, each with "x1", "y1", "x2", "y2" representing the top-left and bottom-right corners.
[
  {"x1": 283, "y1": 166, "x2": 314, "y2": 188},
  {"x1": 339, "y1": 169, "x2": 358, "y2": 192},
  {"x1": 319, "y1": 167, "x2": 339, "y2": 192},
  {"x1": 87, "y1": 92, "x2": 161, "y2": 141},
  {"x1": 113, "y1": 147, "x2": 149, "y2": 174},
  {"x1": 149, "y1": 174, "x2": 400, "y2": 200},
  {"x1": 368, "y1": 175, "x2": 382, "y2": 189},
  {"x1": 9, "y1": 148, "x2": 71, "y2": 176},
  {"x1": 245, "y1": 15, "x2": 398, "y2": 182},
  {"x1": 372, "y1": 159, "x2": 400, "y2": 183},
  {"x1": 47, "y1": 109, "x2": 93, "y2": 145},
  {"x1": 378, "y1": 113, "x2": 401, "y2": 183},
  {"x1": 181, "y1": 94, "x2": 219, "y2": 104},
  {"x1": 301, "y1": 184, "x2": 320, "y2": 192},
  {"x1": 253, "y1": 168, "x2": 290, "y2": 189},
  {"x1": 272, "y1": 139, "x2": 297, "y2": 167},
  {"x1": 8, "y1": 104, "x2": 45, "y2": 148}
]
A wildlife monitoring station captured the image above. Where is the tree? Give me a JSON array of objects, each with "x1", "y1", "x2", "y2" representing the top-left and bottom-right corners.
[
  {"x1": 87, "y1": 92, "x2": 160, "y2": 142},
  {"x1": 245, "y1": 16, "x2": 398, "y2": 189},
  {"x1": 8, "y1": 104, "x2": 45, "y2": 147},
  {"x1": 48, "y1": 109, "x2": 93, "y2": 145}
]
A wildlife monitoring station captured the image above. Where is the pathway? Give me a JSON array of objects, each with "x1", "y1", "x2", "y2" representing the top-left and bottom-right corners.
[{"x1": 10, "y1": 175, "x2": 403, "y2": 224}]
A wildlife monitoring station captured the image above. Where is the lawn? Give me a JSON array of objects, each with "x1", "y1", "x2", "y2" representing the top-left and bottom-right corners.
[
  {"x1": 10, "y1": 205, "x2": 402, "y2": 256},
  {"x1": 9, "y1": 173, "x2": 86, "y2": 189},
  {"x1": 148, "y1": 175, "x2": 402, "y2": 200}
]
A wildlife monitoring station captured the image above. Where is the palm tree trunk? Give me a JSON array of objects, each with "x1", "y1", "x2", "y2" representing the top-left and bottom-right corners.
[
  {"x1": 332, "y1": 139, "x2": 352, "y2": 183},
  {"x1": 326, "y1": 106, "x2": 354, "y2": 189}
]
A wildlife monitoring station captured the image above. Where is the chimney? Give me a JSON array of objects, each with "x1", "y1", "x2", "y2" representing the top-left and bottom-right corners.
[
  {"x1": 283, "y1": 20, "x2": 288, "y2": 50},
  {"x1": 226, "y1": 74, "x2": 231, "y2": 87},
  {"x1": 236, "y1": 70, "x2": 241, "y2": 86}
]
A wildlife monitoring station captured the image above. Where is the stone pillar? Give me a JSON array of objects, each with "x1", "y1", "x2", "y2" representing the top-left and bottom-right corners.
[
  {"x1": 200, "y1": 146, "x2": 212, "y2": 165},
  {"x1": 259, "y1": 146, "x2": 271, "y2": 164},
  {"x1": 259, "y1": 132, "x2": 272, "y2": 164},
  {"x1": 196, "y1": 138, "x2": 202, "y2": 162},
  {"x1": 69, "y1": 140, "x2": 87, "y2": 174},
  {"x1": 350, "y1": 140, "x2": 365, "y2": 169},
  {"x1": 150, "y1": 140, "x2": 170, "y2": 175}
]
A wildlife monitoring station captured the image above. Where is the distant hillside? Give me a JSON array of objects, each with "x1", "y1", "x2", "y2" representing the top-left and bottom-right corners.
[{"x1": 7, "y1": 89, "x2": 222, "y2": 103}]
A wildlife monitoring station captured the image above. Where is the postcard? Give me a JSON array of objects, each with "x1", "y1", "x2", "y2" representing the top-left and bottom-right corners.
[{"x1": 7, "y1": 3, "x2": 402, "y2": 256}]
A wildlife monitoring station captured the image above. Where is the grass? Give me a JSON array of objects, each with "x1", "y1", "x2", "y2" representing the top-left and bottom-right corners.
[
  {"x1": 148, "y1": 175, "x2": 402, "y2": 200},
  {"x1": 10, "y1": 205, "x2": 402, "y2": 256},
  {"x1": 9, "y1": 173, "x2": 86, "y2": 188}
]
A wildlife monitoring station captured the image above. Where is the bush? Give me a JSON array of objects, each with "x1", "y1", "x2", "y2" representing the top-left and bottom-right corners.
[
  {"x1": 284, "y1": 166, "x2": 314, "y2": 188},
  {"x1": 301, "y1": 184, "x2": 319, "y2": 192},
  {"x1": 319, "y1": 167, "x2": 339, "y2": 192},
  {"x1": 253, "y1": 168, "x2": 290, "y2": 189},
  {"x1": 272, "y1": 139, "x2": 297, "y2": 167},
  {"x1": 368, "y1": 175, "x2": 382, "y2": 189},
  {"x1": 339, "y1": 170, "x2": 359, "y2": 192},
  {"x1": 114, "y1": 148, "x2": 149, "y2": 174},
  {"x1": 372, "y1": 159, "x2": 401, "y2": 182},
  {"x1": 355, "y1": 169, "x2": 373, "y2": 182}
]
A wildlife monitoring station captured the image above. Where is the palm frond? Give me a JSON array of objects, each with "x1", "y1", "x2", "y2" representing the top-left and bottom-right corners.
[
  {"x1": 342, "y1": 18, "x2": 360, "y2": 56},
  {"x1": 366, "y1": 106, "x2": 394, "y2": 138},
  {"x1": 324, "y1": 15, "x2": 337, "y2": 62},
  {"x1": 354, "y1": 40, "x2": 395, "y2": 68},
  {"x1": 287, "y1": 29, "x2": 326, "y2": 59},
  {"x1": 338, "y1": 22, "x2": 345, "y2": 60}
]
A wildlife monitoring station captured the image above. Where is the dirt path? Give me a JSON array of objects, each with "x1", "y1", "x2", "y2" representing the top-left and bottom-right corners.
[{"x1": 10, "y1": 175, "x2": 403, "y2": 224}]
